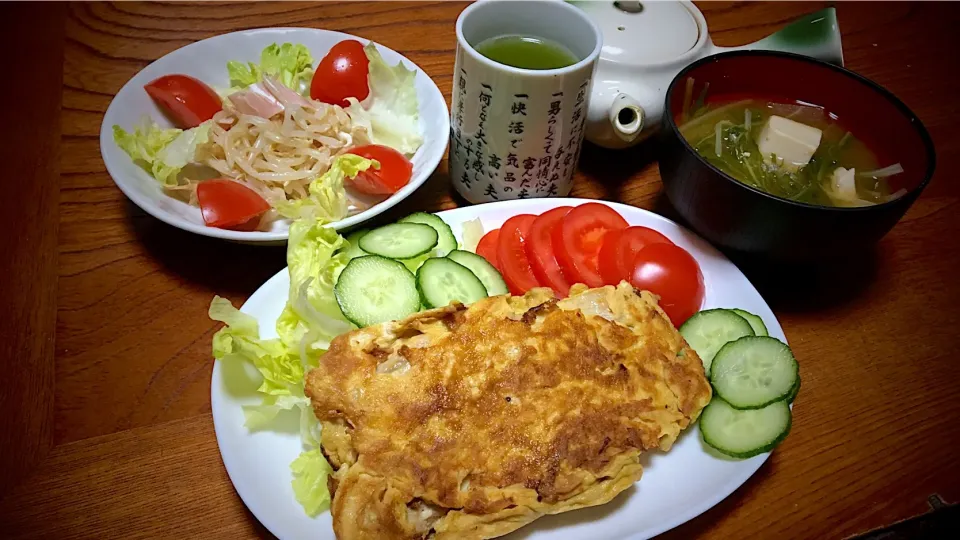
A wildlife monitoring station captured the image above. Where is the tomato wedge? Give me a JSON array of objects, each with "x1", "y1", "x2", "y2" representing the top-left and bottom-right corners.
[
  {"x1": 347, "y1": 144, "x2": 413, "y2": 195},
  {"x1": 475, "y1": 229, "x2": 501, "y2": 270},
  {"x1": 526, "y1": 206, "x2": 572, "y2": 295},
  {"x1": 144, "y1": 74, "x2": 222, "y2": 129},
  {"x1": 311, "y1": 39, "x2": 370, "y2": 107},
  {"x1": 598, "y1": 226, "x2": 674, "y2": 285},
  {"x1": 196, "y1": 179, "x2": 271, "y2": 231},
  {"x1": 630, "y1": 243, "x2": 704, "y2": 326},
  {"x1": 497, "y1": 215, "x2": 539, "y2": 295},
  {"x1": 552, "y1": 203, "x2": 629, "y2": 288}
]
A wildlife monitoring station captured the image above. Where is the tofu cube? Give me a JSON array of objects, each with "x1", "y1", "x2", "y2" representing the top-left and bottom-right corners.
[{"x1": 757, "y1": 115, "x2": 823, "y2": 170}]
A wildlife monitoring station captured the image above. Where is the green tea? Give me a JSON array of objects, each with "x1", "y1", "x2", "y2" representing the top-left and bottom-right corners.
[{"x1": 474, "y1": 34, "x2": 578, "y2": 70}]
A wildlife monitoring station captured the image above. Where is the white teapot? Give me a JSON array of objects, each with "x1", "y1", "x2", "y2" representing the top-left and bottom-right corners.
[{"x1": 573, "y1": 1, "x2": 844, "y2": 149}]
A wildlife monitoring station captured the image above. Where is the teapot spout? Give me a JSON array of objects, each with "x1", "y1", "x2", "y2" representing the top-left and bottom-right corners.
[
  {"x1": 609, "y1": 93, "x2": 645, "y2": 144},
  {"x1": 726, "y1": 8, "x2": 844, "y2": 66}
]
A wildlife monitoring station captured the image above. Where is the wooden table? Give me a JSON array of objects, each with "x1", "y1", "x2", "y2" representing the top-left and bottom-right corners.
[{"x1": 1, "y1": 1, "x2": 958, "y2": 538}]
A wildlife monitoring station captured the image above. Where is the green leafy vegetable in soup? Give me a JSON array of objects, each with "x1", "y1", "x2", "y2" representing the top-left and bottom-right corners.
[{"x1": 678, "y1": 97, "x2": 906, "y2": 207}]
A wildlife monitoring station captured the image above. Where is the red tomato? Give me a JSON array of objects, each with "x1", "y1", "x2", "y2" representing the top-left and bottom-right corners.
[
  {"x1": 311, "y1": 40, "x2": 370, "y2": 107},
  {"x1": 526, "y1": 206, "x2": 572, "y2": 295},
  {"x1": 347, "y1": 144, "x2": 413, "y2": 195},
  {"x1": 144, "y1": 74, "x2": 222, "y2": 129},
  {"x1": 475, "y1": 229, "x2": 501, "y2": 270},
  {"x1": 598, "y1": 226, "x2": 674, "y2": 285},
  {"x1": 196, "y1": 179, "x2": 271, "y2": 231},
  {"x1": 629, "y1": 243, "x2": 705, "y2": 326},
  {"x1": 552, "y1": 203, "x2": 629, "y2": 288},
  {"x1": 497, "y1": 215, "x2": 539, "y2": 295}
]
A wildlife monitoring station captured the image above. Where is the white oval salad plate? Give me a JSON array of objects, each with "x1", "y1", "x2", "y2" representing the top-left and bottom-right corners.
[
  {"x1": 101, "y1": 27, "x2": 449, "y2": 244},
  {"x1": 211, "y1": 198, "x2": 787, "y2": 540}
]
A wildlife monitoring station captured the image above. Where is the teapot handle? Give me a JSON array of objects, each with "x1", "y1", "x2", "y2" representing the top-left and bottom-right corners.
[{"x1": 710, "y1": 8, "x2": 844, "y2": 66}]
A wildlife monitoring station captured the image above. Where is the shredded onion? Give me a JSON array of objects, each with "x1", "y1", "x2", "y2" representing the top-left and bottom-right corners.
[
  {"x1": 714, "y1": 121, "x2": 723, "y2": 157},
  {"x1": 744, "y1": 109, "x2": 751, "y2": 132},
  {"x1": 858, "y1": 163, "x2": 904, "y2": 178}
]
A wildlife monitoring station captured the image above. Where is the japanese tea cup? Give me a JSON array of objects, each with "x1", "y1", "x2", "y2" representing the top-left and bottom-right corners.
[{"x1": 450, "y1": 0, "x2": 602, "y2": 203}]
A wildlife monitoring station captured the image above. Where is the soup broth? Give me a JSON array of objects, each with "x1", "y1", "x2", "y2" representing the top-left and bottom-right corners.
[{"x1": 678, "y1": 97, "x2": 904, "y2": 207}]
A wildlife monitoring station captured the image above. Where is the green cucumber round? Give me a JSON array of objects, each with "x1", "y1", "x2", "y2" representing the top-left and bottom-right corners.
[
  {"x1": 359, "y1": 223, "x2": 438, "y2": 259},
  {"x1": 446, "y1": 250, "x2": 509, "y2": 296},
  {"x1": 731, "y1": 308, "x2": 768, "y2": 337},
  {"x1": 334, "y1": 255, "x2": 420, "y2": 327},
  {"x1": 700, "y1": 398, "x2": 792, "y2": 459},
  {"x1": 399, "y1": 212, "x2": 457, "y2": 257},
  {"x1": 416, "y1": 258, "x2": 488, "y2": 308},
  {"x1": 680, "y1": 309, "x2": 755, "y2": 376},
  {"x1": 710, "y1": 336, "x2": 799, "y2": 410}
]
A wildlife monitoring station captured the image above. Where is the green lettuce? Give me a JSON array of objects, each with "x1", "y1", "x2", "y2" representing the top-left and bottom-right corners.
[
  {"x1": 209, "y1": 296, "x2": 306, "y2": 429},
  {"x1": 113, "y1": 119, "x2": 211, "y2": 186},
  {"x1": 344, "y1": 43, "x2": 423, "y2": 155},
  {"x1": 210, "y1": 218, "x2": 363, "y2": 518},
  {"x1": 290, "y1": 448, "x2": 333, "y2": 516},
  {"x1": 227, "y1": 43, "x2": 314, "y2": 94},
  {"x1": 274, "y1": 154, "x2": 378, "y2": 223},
  {"x1": 278, "y1": 218, "x2": 355, "y2": 352}
]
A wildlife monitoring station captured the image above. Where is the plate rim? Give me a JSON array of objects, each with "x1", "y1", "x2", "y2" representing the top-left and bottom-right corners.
[
  {"x1": 100, "y1": 26, "x2": 450, "y2": 243},
  {"x1": 212, "y1": 197, "x2": 781, "y2": 539}
]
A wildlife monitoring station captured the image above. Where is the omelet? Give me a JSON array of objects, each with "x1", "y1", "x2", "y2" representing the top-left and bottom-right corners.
[{"x1": 305, "y1": 282, "x2": 712, "y2": 539}]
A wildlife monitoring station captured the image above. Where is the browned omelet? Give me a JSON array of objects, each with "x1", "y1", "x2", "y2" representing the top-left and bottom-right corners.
[{"x1": 305, "y1": 282, "x2": 712, "y2": 539}]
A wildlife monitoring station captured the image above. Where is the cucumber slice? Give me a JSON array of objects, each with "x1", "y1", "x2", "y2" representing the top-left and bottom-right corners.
[
  {"x1": 711, "y1": 336, "x2": 799, "y2": 409},
  {"x1": 680, "y1": 309, "x2": 755, "y2": 376},
  {"x1": 359, "y1": 223, "x2": 438, "y2": 259},
  {"x1": 416, "y1": 258, "x2": 488, "y2": 308},
  {"x1": 785, "y1": 374, "x2": 801, "y2": 403},
  {"x1": 446, "y1": 250, "x2": 509, "y2": 296},
  {"x1": 731, "y1": 308, "x2": 768, "y2": 337},
  {"x1": 399, "y1": 212, "x2": 458, "y2": 256},
  {"x1": 701, "y1": 398, "x2": 791, "y2": 459},
  {"x1": 334, "y1": 255, "x2": 420, "y2": 327},
  {"x1": 341, "y1": 229, "x2": 369, "y2": 260}
]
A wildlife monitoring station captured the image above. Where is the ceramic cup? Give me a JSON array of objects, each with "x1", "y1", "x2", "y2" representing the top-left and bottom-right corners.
[{"x1": 450, "y1": 0, "x2": 603, "y2": 203}]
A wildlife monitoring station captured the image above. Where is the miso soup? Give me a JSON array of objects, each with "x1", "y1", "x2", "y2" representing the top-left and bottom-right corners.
[{"x1": 678, "y1": 96, "x2": 906, "y2": 207}]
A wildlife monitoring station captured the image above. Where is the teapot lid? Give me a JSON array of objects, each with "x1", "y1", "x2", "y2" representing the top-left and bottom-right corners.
[{"x1": 573, "y1": 1, "x2": 701, "y2": 66}]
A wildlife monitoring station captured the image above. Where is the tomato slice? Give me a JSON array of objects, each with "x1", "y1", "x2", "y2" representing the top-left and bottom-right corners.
[
  {"x1": 196, "y1": 179, "x2": 271, "y2": 231},
  {"x1": 475, "y1": 229, "x2": 501, "y2": 270},
  {"x1": 526, "y1": 206, "x2": 572, "y2": 295},
  {"x1": 144, "y1": 74, "x2": 222, "y2": 129},
  {"x1": 347, "y1": 144, "x2": 413, "y2": 195},
  {"x1": 629, "y1": 243, "x2": 705, "y2": 326},
  {"x1": 553, "y1": 203, "x2": 629, "y2": 288},
  {"x1": 497, "y1": 215, "x2": 539, "y2": 295},
  {"x1": 598, "y1": 226, "x2": 674, "y2": 285},
  {"x1": 311, "y1": 40, "x2": 370, "y2": 107}
]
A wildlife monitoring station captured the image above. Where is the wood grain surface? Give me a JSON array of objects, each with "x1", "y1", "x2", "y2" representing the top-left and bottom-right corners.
[{"x1": 1, "y1": 1, "x2": 959, "y2": 539}]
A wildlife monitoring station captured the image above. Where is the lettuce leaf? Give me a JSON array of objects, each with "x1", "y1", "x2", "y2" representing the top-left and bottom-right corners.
[
  {"x1": 228, "y1": 43, "x2": 314, "y2": 95},
  {"x1": 290, "y1": 448, "x2": 333, "y2": 516},
  {"x1": 113, "y1": 119, "x2": 211, "y2": 186},
  {"x1": 153, "y1": 121, "x2": 212, "y2": 185},
  {"x1": 278, "y1": 219, "x2": 354, "y2": 353},
  {"x1": 344, "y1": 43, "x2": 423, "y2": 156},
  {"x1": 210, "y1": 218, "x2": 363, "y2": 518},
  {"x1": 209, "y1": 296, "x2": 303, "y2": 402},
  {"x1": 274, "y1": 154, "x2": 378, "y2": 222}
]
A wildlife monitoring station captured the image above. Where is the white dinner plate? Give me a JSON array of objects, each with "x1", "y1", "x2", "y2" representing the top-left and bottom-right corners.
[
  {"x1": 211, "y1": 198, "x2": 786, "y2": 539},
  {"x1": 101, "y1": 27, "x2": 449, "y2": 244}
]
